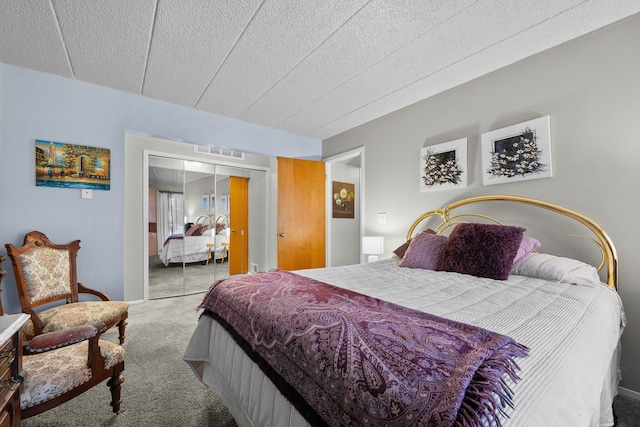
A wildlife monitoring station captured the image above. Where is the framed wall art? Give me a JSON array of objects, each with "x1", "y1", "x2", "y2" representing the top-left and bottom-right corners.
[
  {"x1": 201, "y1": 194, "x2": 209, "y2": 211},
  {"x1": 332, "y1": 181, "x2": 355, "y2": 218},
  {"x1": 481, "y1": 116, "x2": 552, "y2": 186},
  {"x1": 210, "y1": 194, "x2": 216, "y2": 211},
  {"x1": 420, "y1": 138, "x2": 467, "y2": 192},
  {"x1": 35, "y1": 139, "x2": 111, "y2": 190}
]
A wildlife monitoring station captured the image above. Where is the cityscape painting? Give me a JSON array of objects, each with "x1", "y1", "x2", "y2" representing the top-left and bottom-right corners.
[{"x1": 35, "y1": 139, "x2": 111, "y2": 190}]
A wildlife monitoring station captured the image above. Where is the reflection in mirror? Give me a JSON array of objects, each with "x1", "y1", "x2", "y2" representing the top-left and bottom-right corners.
[
  {"x1": 148, "y1": 159, "x2": 187, "y2": 299},
  {"x1": 148, "y1": 157, "x2": 218, "y2": 299},
  {"x1": 148, "y1": 156, "x2": 268, "y2": 300}
]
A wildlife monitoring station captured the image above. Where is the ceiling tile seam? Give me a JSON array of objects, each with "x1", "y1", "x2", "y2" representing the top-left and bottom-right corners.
[
  {"x1": 302, "y1": 2, "x2": 588, "y2": 137},
  {"x1": 270, "y1": 0, "x2": 482, "y2": 129},
  {"x1": 49, "y1": 0, "x2": 75, "y2": 78},
  {"x1": 193, "y1": 0, "x2": 267, "y2": 111},
  {"x1": 236, "y1": 0, "x2": 374, "y2": 119},
  {"x1": 140, "y1": 0, "x2": 160, "y2": 95}
]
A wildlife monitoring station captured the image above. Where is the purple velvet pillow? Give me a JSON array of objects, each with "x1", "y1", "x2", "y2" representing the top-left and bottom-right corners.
[
  {"x1": 393, "y1": 229, "x2": 437, "y2": 258},
  {"x1": 436, "y1": 223, "x2": 525, "y2": 280},
  {"x1": 398, "y1": 232, "x2": 448, "y2": 270},
  {"x1": 513, "y1": 235, "x2": 541, "y2": 264}
]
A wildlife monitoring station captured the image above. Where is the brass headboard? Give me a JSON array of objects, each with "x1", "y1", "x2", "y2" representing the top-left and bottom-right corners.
[{"x1": 406, "y1": 195, "x2": 618, "y2": 289}]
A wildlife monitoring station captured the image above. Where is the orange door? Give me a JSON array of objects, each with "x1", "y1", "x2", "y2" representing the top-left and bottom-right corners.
[
  {"x1": 277, "y1": 157, "x2": 326, "y2": 270},
  {"x1": 229, "y1": 176, "x2": 249, "y2": 274}
]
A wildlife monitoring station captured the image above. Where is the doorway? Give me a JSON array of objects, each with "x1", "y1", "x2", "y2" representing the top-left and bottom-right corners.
[{"x1": 324, "y1": 147, "x2": 364, "y2": 267}]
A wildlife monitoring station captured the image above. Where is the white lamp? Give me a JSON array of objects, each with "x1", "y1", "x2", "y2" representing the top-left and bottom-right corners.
[{"x1": 362, "y1": 236, "x2": 384, "y2": 262}]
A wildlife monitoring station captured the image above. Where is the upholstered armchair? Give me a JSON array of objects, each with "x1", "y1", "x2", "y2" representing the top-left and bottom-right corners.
[
  {"x1": 20, "y1": 323, "x2": 125, "y2": 418},
  {"x1": 5, "y1": 231, "x2": 128, "y2": 344},
  {"x1": 0, "y1": 254, "x2": 125, "y2": 420}
]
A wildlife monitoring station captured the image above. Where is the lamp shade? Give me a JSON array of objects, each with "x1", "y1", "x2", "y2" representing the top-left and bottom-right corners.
[{"x1": 362, "y1": 236, "x2": 384, "y2": 255}]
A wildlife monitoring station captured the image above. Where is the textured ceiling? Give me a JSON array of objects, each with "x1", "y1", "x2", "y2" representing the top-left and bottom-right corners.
[{"x1": 1, "y1": 1, "x2": 638, "y2": 141}]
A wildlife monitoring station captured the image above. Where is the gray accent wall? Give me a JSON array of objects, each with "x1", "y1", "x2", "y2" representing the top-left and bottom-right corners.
[{"x1": 323, "y1": 14, "x2": 640, "y2": 394}]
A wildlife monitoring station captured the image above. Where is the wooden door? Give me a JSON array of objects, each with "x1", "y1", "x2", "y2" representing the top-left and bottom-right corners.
[
  {"x1": 229, "y1": 176, "x2": 249, "y2": 274},
  {"x1": 277, "y1": 157, "x2": 326, "y2": 270}
]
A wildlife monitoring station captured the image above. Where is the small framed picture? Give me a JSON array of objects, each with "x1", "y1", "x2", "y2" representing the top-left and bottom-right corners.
[
  {"x1": 210, "y1": 194, "x2": 215, "y2": 211},
  {"x1": 201, "y1": 194, "x2": 209, "y2": 211},
  {"x1": 420, "y1": 138, "x2": 467, "y2": 192},
  {"x1": 481, "y1": 116, "x2": 552, "y2": 186},
  {"x1": 332, "y1": 181, "x2": 355, "y2": 218}
]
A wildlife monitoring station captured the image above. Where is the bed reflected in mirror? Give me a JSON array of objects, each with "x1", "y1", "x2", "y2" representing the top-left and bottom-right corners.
[{"x1": 148, "y1": 156, "x2": 268, "y2": 300}]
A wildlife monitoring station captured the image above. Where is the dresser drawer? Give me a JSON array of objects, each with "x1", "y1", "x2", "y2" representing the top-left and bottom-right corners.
[
  {"x1": 0, "y1": 339, "x2": 16, "y2": 380},
  {"x1": 0, "y1": 315, "x2": 26, "y2": 427}
]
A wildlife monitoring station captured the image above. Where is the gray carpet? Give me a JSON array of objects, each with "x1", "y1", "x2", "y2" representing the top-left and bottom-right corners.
[
  {"x1": 19, "y1": 291, "x2": 640, "y2": 426},
  {"x1": 149, "y1": 255, "x2": 229, "y2": 299},
  {"x1": 21, "y1": 292, "x2": 238, "y2": 427}
]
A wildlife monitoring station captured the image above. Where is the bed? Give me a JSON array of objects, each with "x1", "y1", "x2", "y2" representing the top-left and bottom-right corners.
[
  {"x1": 159, "y1": 215, "x2": 230, "y2": 266},
  {"x1": 184, "y1": 195, "x2": 625, "y2": 427}
]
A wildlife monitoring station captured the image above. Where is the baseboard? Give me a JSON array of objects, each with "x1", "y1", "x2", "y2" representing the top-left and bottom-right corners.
[
  {"x1": 618, "y1": 386, "x2": 640, "y2": 400},
  {"x1": 127, "y1": 299, "x2": 145, "y2": 305}
]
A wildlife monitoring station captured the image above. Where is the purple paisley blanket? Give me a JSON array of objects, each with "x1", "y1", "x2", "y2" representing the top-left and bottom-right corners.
[{"x1": 199, "y1": 270, "x2": 528, "y2": 427}]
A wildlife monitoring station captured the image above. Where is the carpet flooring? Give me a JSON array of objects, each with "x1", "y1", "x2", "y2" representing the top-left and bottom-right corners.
[
  {"x1": 19, "y1": 289, "x2": 640, "y2": 426},
  {"x1": 21, "y1": 292, "x2": 238, "y2": 427},
  {"x1": 148, "y1": 254, "x2": 229, "y2": 299}
]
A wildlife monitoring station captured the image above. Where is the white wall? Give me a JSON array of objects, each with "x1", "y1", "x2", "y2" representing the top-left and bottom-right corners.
[
  {"x1": 0, "y1": 64, "x2": 321, "y2": 311},
  {"x1": 323, "y1": 14, "x2": 640, "y2": 393}
]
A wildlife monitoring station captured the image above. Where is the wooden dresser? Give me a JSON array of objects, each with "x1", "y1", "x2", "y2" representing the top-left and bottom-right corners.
[{"x1": 0, "y1": 256, "x2": 30, "y2": 426}]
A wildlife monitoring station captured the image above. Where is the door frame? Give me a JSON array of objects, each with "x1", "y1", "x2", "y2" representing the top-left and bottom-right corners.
[
  {"x1": 323, "y1": 146, "x2": 365, "y2": 266},
  {"x1": 142, "y1": 149, "x2": 271, "y2": 302}
]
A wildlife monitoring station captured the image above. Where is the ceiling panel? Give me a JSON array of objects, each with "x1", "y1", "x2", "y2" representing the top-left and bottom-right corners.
[
  {"x1": 195, "y1": 0, "x2": 369, "y2": 118},
  {"x1": 238, "y1": 0, "x2": 477, "y2": 128},
  {"x1": 143, "y1": 0, "x2": 263, "y2": 107},
  {"x1": 0, "y1": 2, "x2": 72, "y2": 78},
  {"x1": 52, "y1": 0, "x2": 156, "y2": 93},
  {"x1": 1, "y1": 1, "x2": 638, "y2": 141}
]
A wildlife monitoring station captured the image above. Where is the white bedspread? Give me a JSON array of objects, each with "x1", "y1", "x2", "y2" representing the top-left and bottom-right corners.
[
  {"x1": 159, "y1": 234, "x2": 228, "y2": 266},
  {"x1": 184, "y1": 259, "x2": 624, "y2": 427}
]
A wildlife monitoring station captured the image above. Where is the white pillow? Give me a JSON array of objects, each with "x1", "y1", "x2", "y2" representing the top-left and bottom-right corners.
[{"x1": 510, "y1": 252, "x2": 602, "y2": 285}]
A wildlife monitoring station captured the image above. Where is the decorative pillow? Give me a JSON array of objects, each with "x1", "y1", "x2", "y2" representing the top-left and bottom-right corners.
[
  {"x1": 184, "y1": 222, "x2": 194, "y2": 234},
  {"x1": 436, "y1": 223, "x2": 525, "y2": 280},
  {"x1": 513, "y1": 235, "x2": 541, "y2": 264},
  {"x1": 511, "y1": 252, "x2": 601, "y2": 285},
  {"x1": 393, "y1": 229, "x2": 436, "y2": 259},
  {"x1": 398, "y1": 232, "x2": 448, "y2": 270},
  {"x1": 185, "y1": 224, "x2": 204, "y2": 236},
  {"x1": 184, "y1": 224, "x2": 199, "y2": 236}
]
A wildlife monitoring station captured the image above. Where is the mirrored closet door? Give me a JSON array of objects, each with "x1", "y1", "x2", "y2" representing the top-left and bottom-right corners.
[{"x1": 148, "y1": 155, "x2": 267, "y2": 299}]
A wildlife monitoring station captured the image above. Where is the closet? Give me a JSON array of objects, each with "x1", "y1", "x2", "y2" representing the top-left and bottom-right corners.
[{"x1": 147, "y1": 155, "x2": 267, "y2": 299}]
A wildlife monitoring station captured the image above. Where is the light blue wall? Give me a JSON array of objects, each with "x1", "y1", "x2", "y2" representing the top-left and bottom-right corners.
[{"x1": 0, "y1": 64, "x2": 320, "y2": 313}]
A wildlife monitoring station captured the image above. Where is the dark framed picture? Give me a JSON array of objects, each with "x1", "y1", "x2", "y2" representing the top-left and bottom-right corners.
[{"x1": 332, "y1": 181, "x2": 355, "y2": 218}]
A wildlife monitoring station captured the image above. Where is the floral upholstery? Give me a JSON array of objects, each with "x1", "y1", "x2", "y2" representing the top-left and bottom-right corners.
[
  {"x1": 21, "y1": 340, "x2": 125, "y2": 409},
  {"x1": 20, "y1": 247, "x2": 73, "y2": 303},
  {"x1": 22, "y1": 301, "x2": 129, "y2": 341}
]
